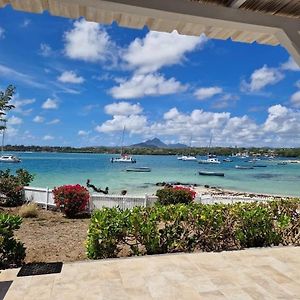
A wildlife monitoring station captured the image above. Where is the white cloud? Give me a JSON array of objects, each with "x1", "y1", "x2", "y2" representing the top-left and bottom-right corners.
[
  {"x1": 194, "y1": 86, "x2": 223, "y2": 100},
  {"x1": 39, "y1": 43, "x2": 53, "y2": 57},
  {"x1": 110, "y1": 73, "x2": 187, "y2": 99},
  {"x1": 64, "y1": 19, "x2": 112, "y2": 62},
  {"x1": 281, "y1": 57, "x2": 300, "y2": 71},
  {"x1": 0, "y1": 27, "x2": 4, "y2": 39},
  {"x1": 42, "y1": 98, "x2": 58, "y2": 110},
  {"x1": 33, "y1": 116, "x2": 45, "y2": 123},
  {"x1": 123, "y1": 31, "x2": 207, "y2": 74},
  {"x1": 291, "y1": 91, "x2": 300, "y2": 107},
  {"x1": 57, "y1": 71, "x2": 84, "y2": 84},
  {"x1": 47, "y1": 118, "x2": 60, "y2": 125},
  {"x1": 104, "y1": 102, "x2": 143, "y2": 116},
  {"x1": 296, "y1": 80, "x2": 300, "y2": 89},
  {"x1": 43, "y1": 135, "x2": 54, "y2": 141},
  {"x1": 11, "y1": 97, "x2": 35, "y2": 115},
  {"x1": 95, "y1": 114, "x2": 147, "y2": 134},
  {"x1": 0, "y1": 64, "x2": 46, "y2": 89},
  {"x1": 241, "y1": 65, "x2": 284, "y2": 92},
  {"x1": 21, "y1": 19, "x2": 31, "y2": 28},
  {"x1": 78, "y1": 130, "x2": 90, "y2": 136},
  {"x1": 95, "y1": 101, "x2": 300, "y2": 146},
  {"x1": 263, "y1": 105, "x2": 300, "y2": 141},
  {"x1": 8, "y1": 116, "x2": 22, "y2": 125}
]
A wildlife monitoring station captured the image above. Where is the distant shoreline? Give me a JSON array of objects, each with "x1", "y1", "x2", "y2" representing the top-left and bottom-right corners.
[{"x1": 3, "y1": 147, "x2": 300, "y2": 158}]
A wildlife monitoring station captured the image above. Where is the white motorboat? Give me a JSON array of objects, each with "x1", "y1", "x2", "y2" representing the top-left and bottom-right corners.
[
  {"x1": 198, "y1": 157, "x2": 221, "y2": 164},
  {"x1": 111, "y1": 155, "x2": 136, "y2": 163},
  {"x1": 0, "y1": 124, "x2": 21, "y2": 163},
  {"x1": 0, "y1": 154, "x2": 21, "y2": 163},
  {"x1": 177, "y1": 155, "x2": 197, "y2": 161}
]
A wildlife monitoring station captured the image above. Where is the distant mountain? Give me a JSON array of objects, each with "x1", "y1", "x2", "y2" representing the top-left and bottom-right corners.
[{"x1": 130, "y1": 138, "x2": 188, "y2": 149}]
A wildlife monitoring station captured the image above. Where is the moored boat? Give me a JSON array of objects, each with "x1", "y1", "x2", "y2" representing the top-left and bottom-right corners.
[
  {"x1": 253, "y1": 164, "x2": 267, "y2": 168},
  {"x1": 111, "y1": 155, "x2": 136, "y2": 163},
  {"x1": 223, "y1": 158, "x2": 233, "y2": 162},
  {"x1": 126, "y1": 167, "x2": 151, "y2": 172},
  {"x1": 198, "y1": 157, "x2": 221, "y2": 164},
  {"x1": 199, "y1": 171, "x2": 224, "y2": 177},
  {"x1": 177, "y1": 155, "x2": 197, "y2": 161},
  {"x1": 235, "y1": 165, "x2": 254, "y2": 169},
  {"x1": 0, "y1": 155, "x2": 21, "y2": 163}
]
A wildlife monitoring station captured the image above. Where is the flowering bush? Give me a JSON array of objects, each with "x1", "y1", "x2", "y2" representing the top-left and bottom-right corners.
[
  {"x1": 173, "y1": 186, "x2": 196, "y2": 200},
  {"x1": 0, "y1": 169, "x2": 34, "y2": 207},
  {"x1": 156, "y1": 186, "x2": 196, "y2": 205},
  {"x1": 53, "y1": 184, "x2": 90, "y2": 218}
]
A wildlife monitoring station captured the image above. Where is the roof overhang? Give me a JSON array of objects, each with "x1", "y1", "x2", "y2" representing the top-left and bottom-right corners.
[{"x1": 1, "y1": 0, "x2": 299, "y2": 64}]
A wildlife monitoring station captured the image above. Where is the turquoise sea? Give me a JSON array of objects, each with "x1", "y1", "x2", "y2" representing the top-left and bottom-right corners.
[{"x1": 0, "y1": 152, "x2": 299, "y2": 197}]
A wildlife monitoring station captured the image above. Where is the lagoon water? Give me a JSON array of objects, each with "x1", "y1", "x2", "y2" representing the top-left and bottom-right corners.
[{"x1": 1, "y1": 152, "x2": 300, "y2": 197}]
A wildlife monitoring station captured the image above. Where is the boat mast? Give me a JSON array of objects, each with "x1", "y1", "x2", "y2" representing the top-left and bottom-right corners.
[
  {"x1": 120, "y1": 126, "x2": 125, "y2": 156},
  {"x1": 1, "y1": 121, "x2": 6, "y2": 155}
]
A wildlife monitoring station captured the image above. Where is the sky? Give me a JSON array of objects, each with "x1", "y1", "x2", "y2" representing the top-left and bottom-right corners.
[{"x1": 0, "y1": 6, "x2": 300, "y2": 148}]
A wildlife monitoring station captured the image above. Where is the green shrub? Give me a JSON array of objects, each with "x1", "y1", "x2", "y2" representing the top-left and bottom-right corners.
[
  {"x1": 0, "y1": 213, "x2": 26, "y2": 269},
  {"x1": 156, "y1": 187, "x2": 195, "y2": 205},
  {"x1": 0, "y1": 169, "x2": 34, "y2": 207},
  {"x1": 86, "y1": 199, "x2": 300, "y2": 260},
  {"x1": 53, "y1": 184, "x2": 90, "y2": 218}
]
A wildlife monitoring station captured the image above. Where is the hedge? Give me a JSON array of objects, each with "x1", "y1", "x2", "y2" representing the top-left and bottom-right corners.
[{"x1": 86, "y1": 199, "x2": 300, "y2": 259}]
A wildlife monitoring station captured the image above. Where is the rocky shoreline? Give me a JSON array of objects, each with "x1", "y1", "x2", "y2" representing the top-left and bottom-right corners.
[{"x1": 155, "y1": 181, "x2": 294, "y2": 200}]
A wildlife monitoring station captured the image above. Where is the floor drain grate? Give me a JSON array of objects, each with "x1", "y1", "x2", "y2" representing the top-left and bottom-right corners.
[{"x1": 17, "y1": 262, "x2": 63, "y2": 277}]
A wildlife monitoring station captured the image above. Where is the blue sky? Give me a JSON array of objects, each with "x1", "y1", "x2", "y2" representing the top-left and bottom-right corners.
[{"x1": 0, "y1": 6, "x2": 300, "y2": 147}]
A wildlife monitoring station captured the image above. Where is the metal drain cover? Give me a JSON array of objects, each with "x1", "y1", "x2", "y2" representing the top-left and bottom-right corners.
[{"x1": 17, "y1": 262, "x2": 63, "y2": 277}]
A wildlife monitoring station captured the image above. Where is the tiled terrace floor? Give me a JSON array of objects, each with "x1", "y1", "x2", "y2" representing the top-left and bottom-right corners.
[{"x1": 1, "y1": 247, "x2": 300, "y2": 300}]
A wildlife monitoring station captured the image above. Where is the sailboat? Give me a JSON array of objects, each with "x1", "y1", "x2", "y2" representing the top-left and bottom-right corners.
[
  {"x1": 198, "y1": 135, "x2": 220, "y2": 164},
  {"x1": 110, "y1": 127, "x2": 136, "y2": 163},
  {"x1": 177, "y1": 137, "x2": 197, "y2": 161},
  {"x1": 0, "y1": 124, "x2": 21, "y2": 163}
]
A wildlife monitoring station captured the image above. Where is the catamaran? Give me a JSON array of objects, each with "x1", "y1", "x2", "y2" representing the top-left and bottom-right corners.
[{"x1": 110, "y1": 127, "x2": 136, "y2": 163}]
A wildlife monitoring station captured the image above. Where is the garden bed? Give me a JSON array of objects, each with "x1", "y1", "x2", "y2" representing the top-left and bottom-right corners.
[{"x1": 1, "y1": 207, "x2": 90, "y2": 263}]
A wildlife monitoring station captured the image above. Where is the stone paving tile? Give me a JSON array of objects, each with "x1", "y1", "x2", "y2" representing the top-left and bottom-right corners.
[{"x1": 1, "y1": 246, "x2": 300, "y2": 300}]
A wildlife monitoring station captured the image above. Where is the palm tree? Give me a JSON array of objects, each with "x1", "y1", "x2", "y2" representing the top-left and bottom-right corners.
[{"x1": 0, "y1": 85, "x2": 16, "y2": 131}]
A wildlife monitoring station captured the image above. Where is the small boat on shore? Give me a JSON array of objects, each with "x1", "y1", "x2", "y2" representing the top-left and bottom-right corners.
[
  {"x1": 199, "y1": 171, "x2": 224, "y2": 177},
  {"x1": 126, "y1": 167, "x2": 151, "y2": 172},
  {"x1": 235, "y1": 165, "x2": 254, "y2": 170}
]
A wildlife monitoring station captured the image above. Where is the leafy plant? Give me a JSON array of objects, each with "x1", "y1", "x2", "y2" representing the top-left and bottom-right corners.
[
  {"x1": 0, "y1": 213, "x2": 26, "y2": 269},
  {"x1": 156, "y1": 187, "x2": 195, "y2": 205},
  {"x1": 0, "y1": 169, "x2": 34, "y2": 207},
  {"x1": 86, "y1": 199, "x2": 300, "y2": 260},
  {"x1": 53, "y1": 184, "x2": 90, "y2": 218}
]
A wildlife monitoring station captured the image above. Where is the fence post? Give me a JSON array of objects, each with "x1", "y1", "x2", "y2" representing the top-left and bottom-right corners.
[
  {"x1": 144, "y1": 194, "x2": 148, "y2": 207},
  {"x1": 46, "y1": 187, "x2": 49, "y2": 210}
]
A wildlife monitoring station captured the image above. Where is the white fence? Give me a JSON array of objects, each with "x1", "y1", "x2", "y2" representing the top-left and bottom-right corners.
[
  {"x1": 23, "y1": 187, "x2": 158, "y2": 211},
  {"x1": 23, "y1": 187, "x2": 276, "y2": 211}
]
